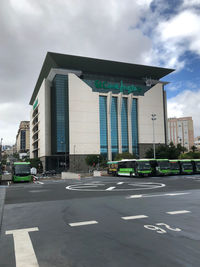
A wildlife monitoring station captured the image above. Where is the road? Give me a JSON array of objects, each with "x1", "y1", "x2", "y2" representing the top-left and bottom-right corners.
[{"x1": 0, "y1": 175, "x2": 200, "y2": 267}]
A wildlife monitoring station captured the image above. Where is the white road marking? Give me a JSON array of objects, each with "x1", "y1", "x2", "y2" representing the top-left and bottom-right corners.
[
  {"x1": 166, "y1": 193, "x2": 189, "y2": 196},
  {"x1": 6, "y1": 227, "x2": 39, "y2": 267},
  {"x1": 69, "y1": 221, "x2": 98, "y2": 227},
  {"x1": 66, "y1": 182, "x2": 165, "y2": 192},
  {"x1": 122, "y1": 215, "x2": 148, "y2": 220},
  {"x1": 117, "y1": 182, "x2": 124, "y2": 185},
  {"x1": 106, "y1": 186, "x2": 116, "y2": 191},
  {"x1": 166, "y1": 210, "x2": 191, "y2": 215},
  {"x1": 127, "y1": 194, "x2": 143, "y2": 199},
  {"x1": 127, "y1": 192, "x2": 189, "y2": 199},
  {"x1": 37, "y1": 181, "x2": 44, "y2": 184}
]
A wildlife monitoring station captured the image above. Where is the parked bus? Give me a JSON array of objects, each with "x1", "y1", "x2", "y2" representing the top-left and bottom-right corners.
[
  {"x1": 150, "y1": 159, "x2": 171, "y2": 176},
  {"x1": 179, "y1": 159, "x2": 193, "y2": 175},
  {"x1": 169, "y1": 160, "x2": 181, "y2": 175},
  {"x1": 12, "y1": 162, "x2": 32, "y2": 182},
  {"x1": 136, "y1": 159, "x2": 152, "y2": 177},
  {"x1": 191, "y1": 159, "x2": 200, "y2": 174},
  {"x1": 107, "y1": 161, "x2": 119, "y2": 176},
  {"x1": 117, "y1": 159, "x2": 137, "y2": 177}
]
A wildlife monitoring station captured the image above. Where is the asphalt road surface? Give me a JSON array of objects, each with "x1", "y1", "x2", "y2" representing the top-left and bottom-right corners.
[{"x1": 0, "y1": 175, "x2": 200, "y2": 267}]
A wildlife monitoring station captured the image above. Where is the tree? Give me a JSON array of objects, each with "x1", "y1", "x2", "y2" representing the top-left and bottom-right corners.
[
  {"x1": 191, "y1": 145, "x2": 197, "y2": 153},
  {"x1": 85, "y1": 155, "x2": 104, "y2": 167},
  {"x1": 145, "y1": 142, "x2": 187, "y2": 159},
  {"x1": 26, "y1": 158, "x2": 43, "y2": 172},
  {"x1": 114, "y1": 152, "x2": 136, "y2": 161}
]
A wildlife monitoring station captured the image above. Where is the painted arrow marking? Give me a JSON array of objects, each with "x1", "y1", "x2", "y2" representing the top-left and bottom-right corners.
[{"x1": 6, "y1": 227, "x2": 39, "y2": 267}]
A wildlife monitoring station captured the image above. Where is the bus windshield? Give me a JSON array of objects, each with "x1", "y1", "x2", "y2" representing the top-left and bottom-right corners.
[
  {"x1": 14, "y1": 164, "x2": 31, "y2": 175},
  {"x1": 137, "y1": 161, "x2": 151, "y2": 170},
  {"x1": 195, "y1": 162, "x2": 200, "y2": 168},
  {"x1": 182, "y1": 163, "x2": 192, "y2": 169},
  {"x1": 170, "y1": 162, "x2": 179, "y2": 170},
  {"x1": 157, "y1": 161, "x2": 170, "y2": 169}
]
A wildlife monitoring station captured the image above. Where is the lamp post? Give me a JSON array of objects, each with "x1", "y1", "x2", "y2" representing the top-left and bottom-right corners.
[
  {"x1": 151, "y1": 114, "x2": 156, "y2": 159},
  {"x1": 97, "y1": 155, "x2": 100, "y2": 170},
  {"x1": 61, "y1": 137, "x2": 67, "y2": 171}
]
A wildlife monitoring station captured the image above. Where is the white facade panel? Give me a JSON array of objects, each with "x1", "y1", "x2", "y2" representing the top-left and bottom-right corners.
[
  {"x1": 138, "y1": 83, "x2": 165, "y2": 144},
  {"x1": 68, "y1": 74, "x2": 100, "y2": 155}
]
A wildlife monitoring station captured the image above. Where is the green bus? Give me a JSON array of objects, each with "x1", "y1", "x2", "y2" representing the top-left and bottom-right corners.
[
  {"x1": 192, "y1": 159, "x2": 200, "y2": 174},
  {"x1": 12, "y1": 162, "x2": 32, "y2": 182},
  {"x1": 107, "y1": 161, "x2": 119, "y2": 176},
  {"x1": 150, "y1": 159, "x2": 171, "y2": 176},
  {"x1": 117, "y1": 159, "x2": 137, "y2": 177},
  {"x1": 179, "y1": 159, "x2": 193, "y2": 175},
  {"x1": 169, "y1": 160, "x2": 181, "y2": 175},
  {"x1": 136, "y1": 159, "x2": 152, "y2": 177}
]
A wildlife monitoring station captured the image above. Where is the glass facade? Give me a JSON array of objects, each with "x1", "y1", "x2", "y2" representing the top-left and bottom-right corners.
[
  {"x1": 51, "y1": 74, "x2": 69, "y2": 154},
  {"x1": 99, "y1": 96, "x2": 108, "y2": 156},
  {"x1": 20, "y1": 130, "x2": 26, "y2": 151},
  {"x1": 121, "y1": 97, "x2": 128, "y2": 152},
  {"x1": 111, "y1": 97, "x2": 118, "y2": 158},
  {"x1": 131, "y1": 99, "x2": 138, "y2": 155}
]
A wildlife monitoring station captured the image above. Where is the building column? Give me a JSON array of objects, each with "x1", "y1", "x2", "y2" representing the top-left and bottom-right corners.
[
  {"x1": 128, "y1": 94, "x2": 133, "y2": 154},
  {"x1": 107, "y1": 92, "x2": 112, "y2": 161},
  {"x1": 117, "y1": 93, "x2": 122, "y2": 154}
]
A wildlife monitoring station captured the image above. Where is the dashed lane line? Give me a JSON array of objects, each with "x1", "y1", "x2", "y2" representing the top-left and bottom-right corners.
[
  {"x1": 122, "y1": 215, "x2": 148, "y2": 220},
  {"x1": 106, "y1": 187, "x2": 116, "y2": 191},
  {"x1": 166, "y1": 210, "x2": 191, "y2": 215},
  {"x1": 127, "y1": 192, "x2": 189, "y2": 199},
  {"x1": 69, "y1": 220, "x2": 98, "y2": 227}
]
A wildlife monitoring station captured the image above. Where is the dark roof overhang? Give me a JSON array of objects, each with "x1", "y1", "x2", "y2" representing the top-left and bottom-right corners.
[{"x1": 29, "y1": 52, "x2": 174, "y2": 105}]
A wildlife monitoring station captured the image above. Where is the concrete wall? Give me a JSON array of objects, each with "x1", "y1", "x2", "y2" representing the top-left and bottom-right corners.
[
  {"x1": 68, "y1": 74, "x2": 100, "y2": 155},
  {"x1": 30, "y1": 79, "x2": 51, "y2": 158},
  {"x1": 138, "y1": 83, "x2": 165, "y2": 144}
]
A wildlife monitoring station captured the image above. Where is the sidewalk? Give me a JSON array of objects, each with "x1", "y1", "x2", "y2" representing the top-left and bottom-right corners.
[{"x1": 0, "y1": 187, "x2": 6, "y2": 232}]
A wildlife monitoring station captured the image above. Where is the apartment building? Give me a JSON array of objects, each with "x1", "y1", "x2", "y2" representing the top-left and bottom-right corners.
[
  {"x1": 16, "y1": 121, "x2": 30, "y2": 153},
  {"x1": 168, "y1": 117, "x2": 194, "y2": 151}
]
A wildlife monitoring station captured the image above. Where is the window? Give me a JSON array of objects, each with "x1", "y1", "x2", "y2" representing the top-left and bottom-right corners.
[
  {"x1": 99, "y1": 96, "x2": 108, "y2": 156},
  {"x1": 111, "y1": 97, "x2": 118, "y2": 158},
  {"x1": 121, "y1": 98, "x2": 128, "y2": 152}
]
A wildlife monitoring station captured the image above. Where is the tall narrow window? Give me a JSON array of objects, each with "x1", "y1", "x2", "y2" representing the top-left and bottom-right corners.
[
  {"x1": 121, "y1": 98, "x2": 128, "y2": 152},
  {"x1": 51, "y1": 74, "x2": 69, "y2": 154},
  {"x1": 99, "y1": 96, "x2": 108, "y2": 157},
  {"x1": 131, "y1": 99, "x2": 138, "y2": 155},
  {"x1": 111, "y1": 97, "x2": 118, "y2": 158}
]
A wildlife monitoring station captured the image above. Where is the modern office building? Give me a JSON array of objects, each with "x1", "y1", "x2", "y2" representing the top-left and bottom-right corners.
[
  {"x1": 167, "y1": 117, "x2": 194, "y2": 151},
  {"x1": 29, "y1": 52, "x2": 173, "y2": 171},
  {"x1": 16, "y1": 121, "x2": 30, "y2": 153}
]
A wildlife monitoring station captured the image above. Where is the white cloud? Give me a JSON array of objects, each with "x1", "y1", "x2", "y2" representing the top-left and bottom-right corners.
[
  {"x1": 167, "y1": 89, "x2": 200, "y2": 137},
  {"x1": 182, "y1": 0, "x2": 200, "y2": 7},
  {"x1": 0, "y1": 102, "x2": 30, "y2": 145}
]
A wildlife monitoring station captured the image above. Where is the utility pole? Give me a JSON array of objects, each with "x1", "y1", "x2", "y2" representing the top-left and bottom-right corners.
[{"x1": 151, "y1": 114, "x2": 156, "y2": 159}]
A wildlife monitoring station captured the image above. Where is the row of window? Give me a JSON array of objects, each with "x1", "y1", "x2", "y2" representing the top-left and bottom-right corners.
[{"x1": 99, "y1": 96, "x2": 138, "y2": 159}]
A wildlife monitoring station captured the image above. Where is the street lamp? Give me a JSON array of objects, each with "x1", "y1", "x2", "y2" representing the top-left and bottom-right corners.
[
  {"x1": 97, "y1": 155, "x2": 100, "y2": 170},
  {"x1": 151, "y1": 114, "x2": 156, "y2": 159},
  {"x1": 61, "y1": 137, "x2": 67, "y2": 171}
]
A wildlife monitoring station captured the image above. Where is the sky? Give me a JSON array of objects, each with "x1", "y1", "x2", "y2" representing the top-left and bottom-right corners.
[{"x1": 0, "y1": 0, "x2": 200, "y2": 145}]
